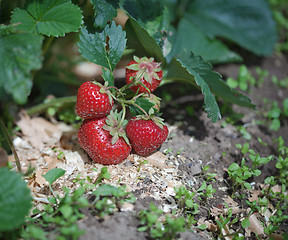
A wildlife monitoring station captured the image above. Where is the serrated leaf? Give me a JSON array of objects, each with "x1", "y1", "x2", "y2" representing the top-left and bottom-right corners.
[
  {"x1": 0, "y1": 168, "x2": 32, "y2": 231},
  {"x1": 166, "y1": 52, "x2": 255, "y2": 121},
  {"x1": 125, "y1": 17, "x2": 166, "y2": 65},
  {"x1": 11, "y1": 0, "x2": 83, "y2": 37},
  {"x1": 0, "y1": 25, "x2": 43, "y2": 104},
  {"x1": 90, "y1": 0, "x2": 118, "y2": 28},
  {"x1": 166, "y1": 53, "x2": 221, "y2": 122},
  {"x1": 78, "y1": 21, "x2": 126, "y2": 71},
  {"x1": 187, "y1": 0, "x2": 277, "y2": 56},
  {"x1": 43, "y1": 168, "x2": 66, "y2": 185},
  {"x1": 168, "y1": 17, "x2": 242, "y2": 64},
  {"x1": 129, "y1": 98, "x2": 155, "y2": 117}
]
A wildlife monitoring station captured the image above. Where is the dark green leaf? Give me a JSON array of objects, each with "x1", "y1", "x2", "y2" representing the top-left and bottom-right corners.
[
  {"x1": 43, "y1": 168, "x2": 66, "y2": 185},
  {"x1": 90, "y1": 0, "x2": 118, "y2": 28},
  {"x1": 168, "y1": 17, "x2": 241, "y2": 63},
  {"x1": 0, "y1": 25, "x2": 43, "y2": 104},
  {"x1": 125, "y1": 17, "x2": 166, "y2": 65},
  {"x1": 187, "y1": 0, "x2": 277, "y2": 55},
  {"x1": 129, "y1": 98, "x2": 155, "y2": 116},
  {"x1": 11, "y1": 0, "x2": 83, "y2": 37},
  {"x1": 166, "y1": 53, "x2": 221, "y2": 122},
  {"x1": 102, "y1": 68, "x2": 114, "y2": 87},
  {"x1": 0, "y1": 168, "x2": 32, "y2": 231},
  {"x1": 78, "y1": 21, "x2": 126, "y2": 71}
]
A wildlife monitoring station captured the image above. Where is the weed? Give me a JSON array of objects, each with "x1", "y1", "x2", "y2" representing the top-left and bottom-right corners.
[
  {"x1": 197, "y1": 181, "x2": 216, "y2": 203},
  {"x1": 226, "y1": 65, "x2": 267, "y2": 92},
  {"x1": 137, "y1": 203, "x2": 185, "y2": 240},
  {"x1": 137, "y1": 159, "x2": 149, "y2": 172},
  {"x1": 227, "y1": 143, "x2": 272, "y2": 195},
  {"x1": 91, "y1": 184, "x2": 135, "y2": 217}
]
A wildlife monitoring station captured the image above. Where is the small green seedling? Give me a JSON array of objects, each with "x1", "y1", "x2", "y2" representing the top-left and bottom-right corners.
[
  {"x1": 92, "y1": 184, "x2": 135, "y2": 217},
  {"x1": 227, "y1": 143, "x2": 272, "y2": 195},
  {"x1": 197, "y1": 181, "x2": 216, "y2": 203},
  {"x1": 138, "y1": 203, "x2": 185, "y2": 240},
  {"x1": 137, "y1": 159, "x2": 149, "y2": 172}
]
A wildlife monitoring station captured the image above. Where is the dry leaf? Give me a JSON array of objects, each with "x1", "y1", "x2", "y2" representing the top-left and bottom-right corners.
[
  {"x1": 35, "y1": 168, "x2": 49, "y2": 187},
  {"x1": 145, "y1": 151, "x2": 168, "y2": 169},
  {"x1": 198, "y1": 217, "x2": 217, "y2": 232},
  {"x1": 17, "y1": 112, "x2": 62, "y2": 149},
  {"x1": 210, "y1": 206, "x2": 223, "y2": 217},
  {"x1": 247, "y1": 213, "x2": 264, "y2": 237}
]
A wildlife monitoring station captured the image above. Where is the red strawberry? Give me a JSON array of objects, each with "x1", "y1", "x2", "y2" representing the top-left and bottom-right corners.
[
  {"x1": 125, "y1": 56, "x2": 163, "y2": 93},
  {"x1": 78, "y1": 112, "x2": 131, "y2": 164},
  {"x1": 76, "y1": 81, "x2": 113, "y2": 119},
  {"x1": 126, "y1": 116, "x2": 168, "y2": 156}
]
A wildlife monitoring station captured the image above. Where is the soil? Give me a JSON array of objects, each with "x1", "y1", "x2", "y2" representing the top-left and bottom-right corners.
[
  {"x1": 8, "y1": 53, "x2": 288, "y2": 239},
  {"x1": 74, "y1": 53, "x2": 288, "y2": 239}
]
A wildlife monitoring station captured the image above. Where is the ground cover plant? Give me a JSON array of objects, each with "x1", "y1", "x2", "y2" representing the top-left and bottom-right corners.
[{"x1": 0, "y1": 0, "x2": 288, "y2": 239}]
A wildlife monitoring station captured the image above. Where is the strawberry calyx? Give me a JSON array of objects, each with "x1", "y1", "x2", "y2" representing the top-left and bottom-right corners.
[
  {"x1": 102, "y1": 109, "x2": 130, "y2": 145},
  {"x1": 126, "y1": 56, "x2": 162, "y2": 85},
  {"x1": 92, "y1": 81, "x2": 114, "y2": 106},
  {"x1": 133, "y1": 114, "x2": 166, "y2": 129}
]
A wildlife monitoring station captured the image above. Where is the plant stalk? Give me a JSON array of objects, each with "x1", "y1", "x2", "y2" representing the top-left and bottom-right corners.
[{"x1": 0, "y1": 118, "x2": 22, "y2": 173}]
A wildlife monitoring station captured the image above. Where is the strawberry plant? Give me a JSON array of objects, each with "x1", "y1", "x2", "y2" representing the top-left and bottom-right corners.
[{"x1": 1, "y1": 0, "x2": 279, "y2": 123}]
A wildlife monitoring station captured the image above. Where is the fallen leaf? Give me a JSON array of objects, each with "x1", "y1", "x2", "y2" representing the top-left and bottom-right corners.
[
  {"x1": 17, "y1": 112, "x2": 62, "y2": 150},
  {"x1": 247, "y1": 213, "x2": 264, "y2": 237},
  {"x1": 145, "y1": 151, "x2": 168, "y2": 169},
  {"x1": 35, "y1": 168, "x2": 49, "y2": 187}
]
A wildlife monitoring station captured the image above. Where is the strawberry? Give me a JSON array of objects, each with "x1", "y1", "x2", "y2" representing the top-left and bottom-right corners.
[
  {"x1": 125, "y1": 56, "x2": 163, "y2": 93},
  {"x1": 78, "y1": 112, "x2": 131, "y2": 164},
  {"x1": 126, "y1": 116, "x2": 168, "y2": 156},
  {"x1": 76, "y1": 81, "x2": 113, "y2": 119}
]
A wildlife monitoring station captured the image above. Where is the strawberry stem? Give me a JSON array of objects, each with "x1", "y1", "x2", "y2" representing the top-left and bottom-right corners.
[{"x1": 118, "y1": 102, "x2": 127, "y2": 129}]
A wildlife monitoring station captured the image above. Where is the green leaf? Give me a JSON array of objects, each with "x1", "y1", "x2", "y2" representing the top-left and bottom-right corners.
[
  {"x1": 187, "y1": 0, "x2": 277, "y2": 56},
  {"x1": 11, "y1": 0, "x2": 83, "y2": 37},
  {"x1": 197, "y1": 224, "x2": 208, "y2": 230},
  {"x1": 228, "y1": 163, "x2": 239, "y2": 172},
  {"x1": 90, "y1": 0, "x2": 118, "y2": 28},
  {"x1": 129, "y1": 98, "x2": 155, "y2": 116},
  {"x1": 0, "y1": 25, "x2": 43, "y2": 104},
  {"x1": 59, "y1": 204, "x2": 73, "y2": 219},
  {"x1": 125, "y1": 17, "x2": 166, "y2": 64},
  {"x1": 168, "y1": 17, "x2": 241, "y2": 64},
  {"x1": 78, "y1": 21, "x2": 126, "y2": 71},
  {"x1": 0, "y1": 168, "x2": 32, "y2": 231},
  {"x1": 241, "y1": 217, "x2": 251, "y2": 229},
  {"x1": 43, "y1": 168, "x2": 66, "y2": 185},
  {"x1": 93, "y1": 184, "x2": 126, "y2": 198},
  {"x1": 283, "y1": 98, "x2": 288, "y2": 117},
  {"x1": 166, "y1": 53, "x2": 221, "y2": 122},
  {"x1": 102, "y1": 68, "x2": 114, "y2": 87},
  {"x1": 243, "y1": 182, "x2": 252, "y2": 190}
]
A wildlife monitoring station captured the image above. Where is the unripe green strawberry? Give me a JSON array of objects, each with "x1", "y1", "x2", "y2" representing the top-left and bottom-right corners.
[
  {"x1": 125, "y1": 56, "x2": 163, "y2": 93},
  {"x1": 78, "y1": 113, "x2": 131, "y2": 165},
  {"x1": 76, "y1": 81, "x2": 113, "y2": 119},
  {"x1": 126, "y1": 116, "x2": 168, "y2": 156}
]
